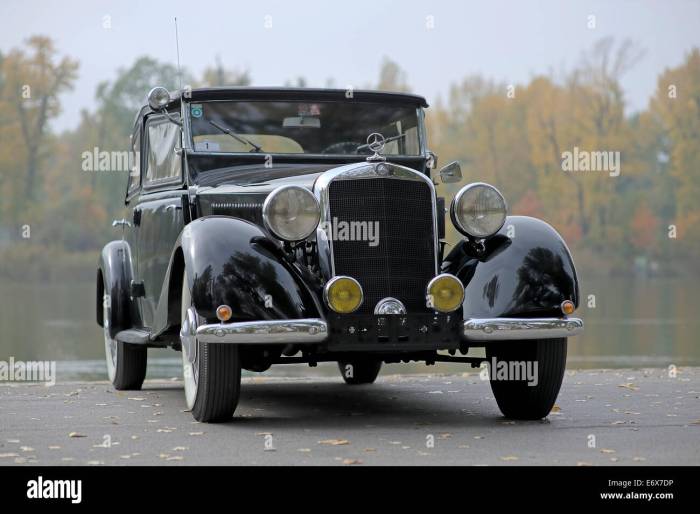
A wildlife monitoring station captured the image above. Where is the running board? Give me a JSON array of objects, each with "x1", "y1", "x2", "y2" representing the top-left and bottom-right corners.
[{"x1": 115, "y1": 329, "x2": 151, "y2": 345}]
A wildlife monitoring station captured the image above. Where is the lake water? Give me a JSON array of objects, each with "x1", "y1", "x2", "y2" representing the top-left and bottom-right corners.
[{"x1": 0, "y1": 277, "x2": 697, "y2": 381}]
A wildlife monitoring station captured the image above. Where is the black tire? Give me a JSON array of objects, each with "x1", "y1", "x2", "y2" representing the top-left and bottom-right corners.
[
  {"x1": 112, "y1": 342, "x2": 147, "y2": 390},
  {"x1": 191, "y1": 343, "x2": 241, "y2": 423},
  {"x1": 181, "y1": 270, "x2": 241, "y2": 423},
  {"x1": 338, "y1": 360, "x2": 382, "y2": 385},
  {"x1": 101, "y1": 272, "x2": 146, "y2": 390},
  {"x1": 486, "y1": 338, "x2": 567, "y2": 420}
]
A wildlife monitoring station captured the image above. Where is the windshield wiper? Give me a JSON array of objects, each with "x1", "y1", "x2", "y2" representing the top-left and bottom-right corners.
[
  {"x1": 208, "y1": 120, "x2": 263, "y2": 153},
  {"x1": 355, "y1": 133, "x2": 406, "y2": 152}
]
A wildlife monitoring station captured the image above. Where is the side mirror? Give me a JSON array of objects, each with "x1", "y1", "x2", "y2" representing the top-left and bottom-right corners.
[
  {"x1": 438, "y1": 161, "x2": 462, "y2": 183},
  {"x1": 426, "y1": 151, "x2": 438, "y2": 170},
  {"x1": 148, "y1": 86, "x2": 171, "y2": 111}
]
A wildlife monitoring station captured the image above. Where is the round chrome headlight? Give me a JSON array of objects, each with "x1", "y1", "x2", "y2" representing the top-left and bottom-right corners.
[
  {"x1": 451, "y1": 182, "x2": 507, "y2": 239},
  {"x1": 262, "y1": 185, "x2": 320, "y2": 241}
]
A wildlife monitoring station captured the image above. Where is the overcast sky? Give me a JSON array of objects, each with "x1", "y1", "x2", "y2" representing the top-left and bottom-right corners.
[{"x1": 1, "y1": 0, "x2": 698, "y2": 131}]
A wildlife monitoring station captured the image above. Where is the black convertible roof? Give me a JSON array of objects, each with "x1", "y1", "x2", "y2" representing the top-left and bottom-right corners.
[
  {"x1": 184, "y1": 87, "x2": 429, "y2": 107},
  {"x1": 135, "y1": 87, "x2": 429, "y2": 125}
]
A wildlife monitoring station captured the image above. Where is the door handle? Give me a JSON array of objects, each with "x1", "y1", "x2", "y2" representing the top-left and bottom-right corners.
[
  {"x1": 133, "y1": 208, "x2": 142, "y2": 226},
  {"x1": 112, "y1": 219, "x2": 131, "y2": 228}
]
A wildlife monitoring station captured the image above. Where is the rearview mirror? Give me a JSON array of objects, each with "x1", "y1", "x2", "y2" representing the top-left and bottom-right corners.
[
  {"x1": 438, "y1": 161, "x2": 462, "y2": 183},
  {"x1": 283, "y1": 116, "x2": 321, "y2": 128}
]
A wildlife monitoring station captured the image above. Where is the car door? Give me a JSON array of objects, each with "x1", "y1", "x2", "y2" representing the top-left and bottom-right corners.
[
  {"x1": 133, "y1": 113, "x2": 185, "y2": 331},
  {"x1": 122, "y1": 124, "x2": 143, "y2": 329}
]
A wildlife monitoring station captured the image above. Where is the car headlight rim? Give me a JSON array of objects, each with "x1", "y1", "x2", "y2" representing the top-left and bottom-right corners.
[
  {"x1": 426, "y1": 273, "x2": 465, "y2": 313},
  {"x1": 324, "y1": 276, "x2": 364, "y2": 314},
  {"x1": 451, "y1": 182, "x2": 507, "y2": 239},
  {"x1": 262, "y1": 185, "x2": 321, "y2": 242}
]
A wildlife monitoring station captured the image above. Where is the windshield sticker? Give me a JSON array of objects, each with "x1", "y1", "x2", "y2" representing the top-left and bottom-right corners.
[
  {"x1": 195, "y1": 141, "x2": 220, "y2": 152},
  {"x1": 190, "y1": 104, "x2": 203, "y2": 118}
]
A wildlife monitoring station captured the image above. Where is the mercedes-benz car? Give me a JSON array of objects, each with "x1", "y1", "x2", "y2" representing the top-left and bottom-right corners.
[{"x1": 97, "y1": 86, "x2": 583, "y2": 422}]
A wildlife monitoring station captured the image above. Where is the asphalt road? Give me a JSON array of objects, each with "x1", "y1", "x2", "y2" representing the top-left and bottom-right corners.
[{"x1": 1, "y1": 367, "x2": 699, "y2": 466}]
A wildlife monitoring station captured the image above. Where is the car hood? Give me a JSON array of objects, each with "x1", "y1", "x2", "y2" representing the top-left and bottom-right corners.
[{"x1": 195, "y1": 163, "x2": 340, "y2": 194}]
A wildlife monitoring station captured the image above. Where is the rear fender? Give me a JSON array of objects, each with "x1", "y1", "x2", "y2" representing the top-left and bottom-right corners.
[{"x1": 96, "y1": 240, "x2": 134, "y2": 337}]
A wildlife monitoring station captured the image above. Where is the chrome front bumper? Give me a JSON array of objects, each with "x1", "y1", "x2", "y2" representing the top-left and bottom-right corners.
[
  {"x1": 463, "y1": 317, "x2": 584, "y2": 341},
  {"x1": 196, "y1": 319, "x2": 328, "y2": 344},
  {"x1": 194, "y1": 316, "x2": 583, "y2": 344}
]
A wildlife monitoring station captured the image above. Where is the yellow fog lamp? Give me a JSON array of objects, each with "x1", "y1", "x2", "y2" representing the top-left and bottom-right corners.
[
  {"x1": 324, "y1": 276, "x2": 363, "y2": 314},
  {"x1": 426, "y1": 274, "x2": 465, "y2": 313}
]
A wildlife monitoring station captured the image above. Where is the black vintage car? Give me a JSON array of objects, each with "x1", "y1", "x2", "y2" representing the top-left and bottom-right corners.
[{"x1": 97, "y1": 86, "x2": 583, "y2": 422}]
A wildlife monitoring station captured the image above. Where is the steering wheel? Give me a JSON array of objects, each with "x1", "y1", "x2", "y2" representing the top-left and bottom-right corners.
[{"x1": 321, "y1": 141, "x2": 362, "y2": 155}]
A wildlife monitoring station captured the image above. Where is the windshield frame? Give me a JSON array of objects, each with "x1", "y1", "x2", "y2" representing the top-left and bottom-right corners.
[{"x1": 183, "y1": 99, "x2": 426, "y2": 159}]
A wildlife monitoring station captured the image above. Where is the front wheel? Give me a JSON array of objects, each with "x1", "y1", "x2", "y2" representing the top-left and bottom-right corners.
[
  {"x1": 486, "y1": 338, "x2": 567, "y2": 420},
  {"x1": 180, "y1": 271, "x2": 241, "y2": 423},
  {"x1": 338, "y1": 360, "x2": 382, "y2": 385}
]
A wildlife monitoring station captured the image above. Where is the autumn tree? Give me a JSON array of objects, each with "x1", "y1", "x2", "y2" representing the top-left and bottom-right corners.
[
  {"x1": 650, "y1": 48, "x2": 700, "y2": 258},
  {"x1": 2, "y1": 36, "x2": 78, "y2": 201},
  {"x1": 200, "y1": 56, "x2": 251, "y2": 87}
]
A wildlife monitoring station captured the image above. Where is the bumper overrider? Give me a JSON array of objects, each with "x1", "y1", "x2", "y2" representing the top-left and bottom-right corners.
[{"x1": 195, "y1": 317, "x2": 583, "y2": 345}]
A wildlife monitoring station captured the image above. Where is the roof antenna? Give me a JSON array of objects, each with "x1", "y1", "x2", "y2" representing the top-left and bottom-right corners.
[{"x1": 174, "y1": 17, "x2": 183, "y2": 91}]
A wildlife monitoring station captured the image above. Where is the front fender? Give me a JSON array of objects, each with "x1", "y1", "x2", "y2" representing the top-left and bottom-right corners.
[
  {"x1": 171, "y1": 216, "x2": 320, "y2": 324},
  {"x1": 443, "y1": 216, "x2": 580, "y2": 318}
]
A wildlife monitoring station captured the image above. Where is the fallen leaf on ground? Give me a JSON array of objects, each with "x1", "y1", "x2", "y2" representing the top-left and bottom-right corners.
[
  {"x1": 618, "y1": 383, "x2": 639, "y2": 391},
  {"x1": 600, "y1": 448, "x2": 616, "y2": 454},
  {"x1": 500, "y1": 456, "x2": 519, "y2": 461},
  {"x1": 128, "y1": 397, "x2": 146, "y2": 401},
  {"x1": 318, "y1": 439, "x2": 350, "y2": 446},
  {"x1": 68, "y1": 432, "x2": 86, "y2": 438},
  {"x1": 342, "y1": 459, "x2": 362, "y2": 465},
  {"x1": 551, "y1": 405, "x2": 561, "y2": 412}
]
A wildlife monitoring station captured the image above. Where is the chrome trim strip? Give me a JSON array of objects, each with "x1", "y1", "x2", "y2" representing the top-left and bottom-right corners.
[
  {"x1": 313, "y1": 162, "x2": 439, "y2": 278},
  {"x1": 463, "y1": 317, "x2": 584, "y2": 341},
  {"x1": 196, "y1": 318, "x2": 328, "y2": 344}
]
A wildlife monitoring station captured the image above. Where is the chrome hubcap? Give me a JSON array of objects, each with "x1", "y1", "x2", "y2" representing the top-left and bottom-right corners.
[{"x1": 180, "y1": 277, "x2": 199, "y2": 410}]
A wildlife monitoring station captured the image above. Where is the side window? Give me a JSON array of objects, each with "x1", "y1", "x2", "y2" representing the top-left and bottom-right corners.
[
  {"x1": 144, "y1": 115, "x2": 182, "y2": 187},
  {"x1": 126, "y1": 128, "x2": 141, "y2": 200}
]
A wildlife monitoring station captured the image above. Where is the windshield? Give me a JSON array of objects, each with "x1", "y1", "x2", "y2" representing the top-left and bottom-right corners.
[{"x1": 188, "y1": 101, "x2": 422, "y2": 156}]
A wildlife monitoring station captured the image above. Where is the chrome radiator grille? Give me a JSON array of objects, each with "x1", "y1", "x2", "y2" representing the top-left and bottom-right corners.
[{"x1": 328, "y1": 177, "x2": 436, "y2": 314}]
